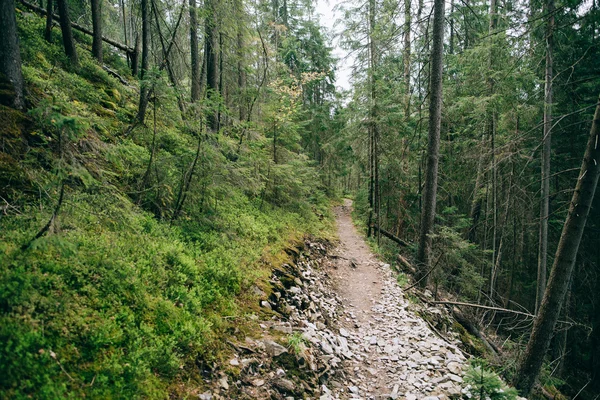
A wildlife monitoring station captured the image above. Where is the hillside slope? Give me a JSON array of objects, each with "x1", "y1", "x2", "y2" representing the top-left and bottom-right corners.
[{"x1": 0, "y1": 9, "x2": 333, "y2": 398}]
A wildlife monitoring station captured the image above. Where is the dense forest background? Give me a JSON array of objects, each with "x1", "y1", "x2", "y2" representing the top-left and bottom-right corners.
[{"x1": 0, "y1": 0, "x2": 599, "y2": 397}]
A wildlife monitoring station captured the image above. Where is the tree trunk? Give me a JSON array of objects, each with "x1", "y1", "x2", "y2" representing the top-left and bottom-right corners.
[
  {"x1": 136, "y1": 0, "x2": 149, "y2": 124},
  {"x1": 0, "y1": 0, "x2": 25, "y2": 109},
  {"x1": 512, "y1": 96, "x2": 600, "y2": 395},
  {"x1": 189, "y1": 0, "x2": 200, "y2": 102},
  {"x1": 366, "y1": 0, "x2": 376, "y2": 238},
  {"x1": 90, "y1": 0, "x2": 102, "y2": 63},
  {"x1": 44, "y1": 0, "x2": 53, "y2": 42},
  {"x1": 536, "y1": 0, "x2": 554, "y2": 313},
  {"x1": 403, "y1": 0, "x2": 411, "y2": 119},
  {"x1": 415, "y1": 0, "x2": 445, "y2": 286},
  {"x1": 237, "y1": 21, "x2": 247, "y2": 121},
  {"x1": 468, "y1": 0, "x2": 497, "y2": 245},
  {"x1": 56, "y1": 0, "x2": 78, "y2": 66},
  {"x1": 205, "y1": 0, "x2": 218, "y2": 130},
  {"x1": 131, "y1": 34, "x2": 139, "y2": 76}
]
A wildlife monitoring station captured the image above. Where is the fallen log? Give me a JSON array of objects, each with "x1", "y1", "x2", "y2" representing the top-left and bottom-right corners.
[
  {"x1": 19, "y1": 0, "x2": 134, "y2": 54},
  {"x1": 372, "y1": 225, "x2": 410, "y2": 247}
]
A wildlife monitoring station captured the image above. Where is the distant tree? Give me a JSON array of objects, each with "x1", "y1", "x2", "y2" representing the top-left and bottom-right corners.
[
  {"x1": 0, "y1": 0, "x2": 25, "y2": 109},
  {"x1": 189, "y1": 0, "x2": 200, "y2": 102},
  {"x1": 56, "y1": 0, "x2": 78, "y2": 65},
  {"x1": 136, "y1": 0, "x2": 149, "y2": 123},
  {"x1": 536, "y1": 0, "x2": 554, "y2": 313}
]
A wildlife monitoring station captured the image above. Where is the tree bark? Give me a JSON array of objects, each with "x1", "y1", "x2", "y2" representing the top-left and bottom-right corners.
[
  {"x1": 56, "y1": 0, "x2": 78, "y2": 66},
  {"x1": 536, "y1": 0, "x2": 554, "y2": 313},
  {"x1": 512, "y1": 96, "x2": 600, "y2": 395},
  {"x1": 0, "y1": 0, "x2": 25, "y2": 109},
  {"x1": 189, "y1": 0, "x2": 200, "y2": 102},
  {"x1": 415, "y1": 0, "x2": 445, "y2": 286},
  {"x1": 136, "y1": 0, "x2": 149, "y2": 124},
  {"x1": 403, "y1": 0, "x2": 411, "y2": 119},
  {"x1": 44, "y1": 0, "x2": 53, "y2": 42},
  {"x1": 205, "y1": 0, "x2": 218, "y2": 130},
  {"x1": 90, "y1": 0, "x2": 102, "y2": 63}
]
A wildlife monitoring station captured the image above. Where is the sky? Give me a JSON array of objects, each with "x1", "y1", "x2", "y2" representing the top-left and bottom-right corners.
[{"x1": 314, "y1": 0, "x2": 354, "y2": 93}]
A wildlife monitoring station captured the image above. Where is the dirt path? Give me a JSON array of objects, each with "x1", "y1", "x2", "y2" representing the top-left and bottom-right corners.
[{"x1": 325, "y1": 200, "x2": 467, "y2": 400}]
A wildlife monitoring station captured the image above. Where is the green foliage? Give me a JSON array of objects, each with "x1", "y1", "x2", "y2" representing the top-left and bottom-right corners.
[
  {"x1": 464, "y1": 360, "x2": 518, "y2": 400},
  {"x1": 287, "y1": 332, "x2": 308, "y2": 354},
  {"x1": 1, "y1": 6, "x2": 336, "y2": 399},
  {"x1": 396, "y1": 272, "x2": 408, "y2": 286}
]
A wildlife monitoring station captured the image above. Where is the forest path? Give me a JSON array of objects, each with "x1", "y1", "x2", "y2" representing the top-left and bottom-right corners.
[{"x1": 325, "y1": 200, "x2": 467, "y2": 399}]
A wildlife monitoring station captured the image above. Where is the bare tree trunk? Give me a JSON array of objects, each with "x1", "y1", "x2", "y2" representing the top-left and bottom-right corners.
[
  {"x1": 136, "y1": 0, "x2": 149, "y2": 124},
  {"x1": 512, "y1": 96, "x2": 600, "y2": 395},
  {"x1": 237, "y1": 25, "x2": 247, "y2": 121},
  {"x1": 120, "y1": 0, "x2": 128, "y2": 66},
  {"x1": 44, "y1": 0, "x2": 53, "y2": 42},
  {"x1": 56, "y1": 0, "x2": 78, "y2": 66},
  {"x1": 90, "y1": 0, "x2": 102, "y2": 63},
  {"x1": 0, "y1": 0, "x2": 25, "y2": 109},
  {"x1": 536, "y1": 0, "x2": 554, "y2": 313},
  {"x1": 403, "y1": 0, "x2": 411, "y2": 119},
  {"x1": 367, "y1": 0, "x2": 377, "y2": 238},
  {"x1": 189, "y1": 0, "x2": 200, "y2": 102},
  {"x1": 415, "y1": 0, "x2": 445, "y2": 286},
  {"x1": 205, "y1": 0, "x2": 218, "y2": 130},
  {"x1": 131, "y1": 34, "x2": 139, "y2": 76}
]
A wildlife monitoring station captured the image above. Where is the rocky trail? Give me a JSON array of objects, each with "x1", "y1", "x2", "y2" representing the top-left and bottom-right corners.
[
  {"x1": 320, "y1": 200, "x2": 467, "y2": 399},
  {"x1": 202, "y1": 200, "x2": 471, "y2": 399}
]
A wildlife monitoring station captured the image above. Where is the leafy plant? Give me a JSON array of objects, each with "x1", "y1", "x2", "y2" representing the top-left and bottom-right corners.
[
  {"x1": 287, "y1": 332, "x2": 308, "y2": 354},
  {"x1": 463, "y1": 359, "x2": 518, "y2": 400}
]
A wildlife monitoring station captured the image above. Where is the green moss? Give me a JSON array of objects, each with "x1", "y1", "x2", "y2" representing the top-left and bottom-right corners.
[
  {"x1": 452, "y1": 321, "x2": 489, "y2": 357},
  {"x1": 2, "y1": 6, "x2": 335, "y2": 399}
]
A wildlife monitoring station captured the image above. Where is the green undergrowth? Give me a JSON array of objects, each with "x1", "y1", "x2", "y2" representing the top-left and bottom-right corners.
[{"x1": 0, "y1": 10, "x2": 334, "y2": 399}]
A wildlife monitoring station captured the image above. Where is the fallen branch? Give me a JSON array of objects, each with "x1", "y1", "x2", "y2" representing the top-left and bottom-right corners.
[
  {"x1": 430, "y1": 300, "x2": 590, "y2": 330},
  {"x1": 372, "y1": 224, "x2": 410, "y2": 247},
  {"x1": 102, "y1": 65, "x2": 130, "y2": 86},
  {"x1": 432, "y1": 301, "x2": 536, "y2": 318},
  {"x1": 20, "y1": 0, "x2": 134, "y2": 54}
]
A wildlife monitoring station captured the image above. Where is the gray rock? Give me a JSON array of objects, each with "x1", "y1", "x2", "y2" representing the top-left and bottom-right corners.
[
  {"x1": 273, "y1": 378, "x2": 295, "y2": 393},
  {"x1": 218, "y1": 377, "x2": 229, "y2": 390},
  {"x1": 264, "y1": 340, "x2": 288, "y2": 357},
  {"x1": 198, "y1": 391, "x2": 212, "y2": 400},
  {"x1": 261, "y1": 300, "x2": 272, "y2": 310},
  {"x1": 321, "y1": 340, "x2": 334, "y2": 354}
]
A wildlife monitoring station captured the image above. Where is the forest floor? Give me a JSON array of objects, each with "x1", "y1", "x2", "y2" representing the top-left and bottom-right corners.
[{"x1": 323, "y1": 199, "x2": 468, "y2": 399}]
